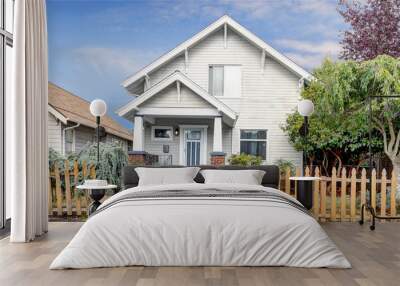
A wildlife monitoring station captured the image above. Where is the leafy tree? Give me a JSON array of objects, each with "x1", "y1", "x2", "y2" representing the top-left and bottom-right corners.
[
  {"x1": 283, "y1": 56, "x2": 400, "y2": 175},
  {"x1": 338, "y1": 0, "x2": 400, "y2": 60}
]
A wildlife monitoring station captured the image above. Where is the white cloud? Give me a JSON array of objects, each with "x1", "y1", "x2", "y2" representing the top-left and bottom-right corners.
[
  {"x1": 275, "y1": 39, "x2": 342, "y2": 69},
  {"x1": 154, "y1": 0, "x2": 339, "y2": 20},
  {"x1": 72, "y1": 47, "x2": 159, "y2": 77},
  {"x1": 275, "y1": 39, "x2": 341, "y2": 55}
]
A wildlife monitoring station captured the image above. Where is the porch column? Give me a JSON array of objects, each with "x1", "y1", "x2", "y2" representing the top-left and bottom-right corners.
[
  {"x1": 211, "y1": 116, "x2": 225, "y2": 166},
  {"x1": 129, "y1": 115, "x2": 146, "y2": 164}
]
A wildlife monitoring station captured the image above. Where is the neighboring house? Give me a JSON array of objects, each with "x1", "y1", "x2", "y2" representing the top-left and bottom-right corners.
[
  {"x1": 48, "y1": 82, "x2": 132, "y2": 155},
  {"x1": 117, "y1": 15, "x2": 312, "y2": 166}
]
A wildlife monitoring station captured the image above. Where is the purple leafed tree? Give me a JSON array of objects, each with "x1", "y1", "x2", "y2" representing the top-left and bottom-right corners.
[{"x1": 338, "y1": 0, "x2": 400, "y2": 60}]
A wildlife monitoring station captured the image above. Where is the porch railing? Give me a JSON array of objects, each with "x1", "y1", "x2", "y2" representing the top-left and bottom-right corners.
[{"x1": 145, "y1": 154, "x2": 173, "y2": 166}]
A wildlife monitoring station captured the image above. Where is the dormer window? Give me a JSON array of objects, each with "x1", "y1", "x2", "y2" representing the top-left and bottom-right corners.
[{"x1": 209, "y1": 65, "x2": 241, "y2": 97}]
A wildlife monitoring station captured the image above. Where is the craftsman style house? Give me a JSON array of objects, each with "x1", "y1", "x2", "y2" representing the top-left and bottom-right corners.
[{"x1": 117, "y1": 15, "x2": 312, "y2": 166}]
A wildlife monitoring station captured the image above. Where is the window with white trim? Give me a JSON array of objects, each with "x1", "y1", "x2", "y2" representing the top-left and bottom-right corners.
[
  {"x1": 64, "y1": 129, "x2": 75, "y2": 154},
  {"x1": 151, "y1": 126, "x2": 173, "y2": 142},
  {"x1": 240, "y1": 130, "x2": 267, "y2": 160},
  {"x1": 209, "y1": 65, "x2": 241, "y2": 97}
]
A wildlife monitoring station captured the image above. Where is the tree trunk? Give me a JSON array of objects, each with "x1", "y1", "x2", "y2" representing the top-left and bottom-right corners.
[{"x1": 391, "y1": 158, "x2": 400, "y2": 198}]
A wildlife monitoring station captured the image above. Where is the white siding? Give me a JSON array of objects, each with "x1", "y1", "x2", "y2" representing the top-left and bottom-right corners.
[
  {"x1": 48, "y1": 113, "x2": 62, "y2": 153},
  {"x1": 139, "y1": 84, "x2": 212, "y2": 109},
  {"x1": 145, "y1": 27, "x2": 302, "y2": 166},
  {"x1": 74, "y1": 125, "x2": 94, "y2": 152}
]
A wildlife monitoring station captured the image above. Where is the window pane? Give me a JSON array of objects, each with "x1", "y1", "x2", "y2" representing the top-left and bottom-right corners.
[
  {"x1": 154, "y1": 128, "x2": 172, "y2": 139},
  {"x1": 224, "y1": 66, "x2": 241, "y2": 97},
  {"x1": 186, "y1": 130, "x2": 201, "y2": 140},
  {"x1": 240, "y1": 141, "x2": 266, "y2": 160},
  {"x1": 240, "y1": 130, "x2": 267, "y2": 140},
  {"x1": 5, "y1": 0, "x2": 14, "y2": 33},
  {"x1": 210, "y1": 66, "x2": 223, "y2": 97},
  {"x1": 65, "y1": 129, "x2": 74, "y2": 153}
]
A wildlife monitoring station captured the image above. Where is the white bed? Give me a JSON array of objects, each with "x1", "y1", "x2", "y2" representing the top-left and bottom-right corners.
[{"x1": 50, "y1": 183, "x2": 351, "y2": 269}]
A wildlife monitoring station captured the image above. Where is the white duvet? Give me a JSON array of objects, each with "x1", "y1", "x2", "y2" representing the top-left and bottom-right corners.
[{"x1": 50, "y1": 183, "x2": 351, "y2": 269}]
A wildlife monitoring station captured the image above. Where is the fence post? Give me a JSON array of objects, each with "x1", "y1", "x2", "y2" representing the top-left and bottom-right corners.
[
  {"x1": 380, "y1": 169, "x2": 387, "y2": 218},
  {"x1": 305, "y1": 166, "x2": 310, "y2": 176},
  {"x1": 73, "y1": 160, "x2": 81, "y2": 216},
  {"x1": 82, "y1": 160, "x2": 88, "y2": 213},
  {"x1": 313, "y1": 167, "x2": 320, "y2": 218},
  {"x1": 295, "y1": 167, "x2": 301, "y2": 198},
  {"x1": 331, "y1": 167, "x2": 337, "y2": 221},
  {"x1": 391, "y1": 170, "x2": 397, "y2": 216},
  {"x1": 320, "y1": 177, "x2": 327, "y2": 222},
  {"x1": 90, "y1": 164, "x2": 96, "y2": 179},
  {"x1": 371, "y1": 169, "x2": 376, "y2": 210},
  {"x1": 340, "y1": 168, "x2": 347, "y2": 221},
  {"x1": 285, "y1": 168, "x2": 290, "y2": 195},
  {"x1": 54, "y1": 162, "x2": 63, "y2": 216},
  {"x1": 360, "y1": 169, "x2": 367, "y2": 220},
  {"x1": 350, "y1": 168, "x2": 356, "y2": 221},
  {"x1": 65, "y1": 160, "x2": 72, "y2": 216}
]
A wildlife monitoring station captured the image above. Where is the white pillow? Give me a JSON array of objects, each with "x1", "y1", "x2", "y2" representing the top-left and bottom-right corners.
[
  {"x1": 200, "y1": 169, "x2": 266, "y2": 185},
  {"x1": 136, "y1": 167, "x2": 200, "y2": 186}
]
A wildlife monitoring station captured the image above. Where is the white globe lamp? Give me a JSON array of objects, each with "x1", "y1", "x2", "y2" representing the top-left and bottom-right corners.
[
  {"x1": 297, "y1": 99, "x2": 314, "y2": 117},
  {"x1": 90, "y1": 99, "x2": 107, "y2": 164},
  {"x1": 90, "y1": 99, "x2": 107, "y2": 117},
  {"x1": 297, "y1": 99, "x2": 314, "y2": 172}
]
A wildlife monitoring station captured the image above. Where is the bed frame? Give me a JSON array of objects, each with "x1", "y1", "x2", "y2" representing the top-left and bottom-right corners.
[{"x1": 121, "y1": 165, "x2": 280, "y2": 190}]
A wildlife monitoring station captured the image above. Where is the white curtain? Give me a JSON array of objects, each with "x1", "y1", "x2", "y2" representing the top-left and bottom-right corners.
[{"x1": 9, "y1": 0, "x2": 48, "y2": 242}]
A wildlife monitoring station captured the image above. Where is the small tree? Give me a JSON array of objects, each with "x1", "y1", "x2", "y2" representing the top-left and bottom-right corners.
[
  {"x1": 283, "y1": 56, "x2": 400, "y2": 176},
  {"x1": 338, "y1": 0, "x2": 400, "y2": 60}
]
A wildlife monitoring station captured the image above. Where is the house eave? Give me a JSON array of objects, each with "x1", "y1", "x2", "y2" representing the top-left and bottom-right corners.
[{"x1": 121, "y1": 15, "x2": 313, "y2": 93}]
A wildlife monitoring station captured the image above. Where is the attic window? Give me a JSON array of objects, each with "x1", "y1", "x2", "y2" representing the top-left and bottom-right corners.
[{"x1": 209, "y1": 65, "x2": 241, "y2": 97}]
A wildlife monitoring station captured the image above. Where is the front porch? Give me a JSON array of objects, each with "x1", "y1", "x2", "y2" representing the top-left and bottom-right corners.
[
  {"x1": 129, "y1": 116, "x2": 231, "y2": 166},
  {"x1": 117, "y1": 71, "x2": 238, "y2": 166}
]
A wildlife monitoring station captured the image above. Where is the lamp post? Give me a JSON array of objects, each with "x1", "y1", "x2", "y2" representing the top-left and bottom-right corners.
[
  {"x1": 90, "y1": 99, "x2": 107, "y2": 164},
  {"x1": 297, "y1": 99, "x2": 314, "y2": 172}
]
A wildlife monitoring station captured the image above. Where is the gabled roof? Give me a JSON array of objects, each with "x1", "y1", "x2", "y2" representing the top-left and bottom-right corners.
[
  {"x1": 48, "y1": 82, "x2": 132, "y2": 141},
  {"x1": 117, "y1": 71, "x2": 237, "y2": 121},
  {"x1": 122, "y1": 15, "x2": 313, "y2": 93}
]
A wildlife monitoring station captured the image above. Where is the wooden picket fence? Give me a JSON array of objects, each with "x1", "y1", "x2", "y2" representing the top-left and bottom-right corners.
[
  {"x1": 49, "y1": 160, "x2": 96, "y2": 217},
  {"x1": 281, "y1": 166, "x2": 399, "y2": 221},
  {"x1": 49, "y1": 161, "x2": 399, "y2": 222}
]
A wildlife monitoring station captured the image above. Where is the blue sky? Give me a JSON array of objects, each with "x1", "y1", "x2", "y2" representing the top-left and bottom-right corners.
[{"x1": 47, "y1": 0, "x2": 346, "y2": 129}]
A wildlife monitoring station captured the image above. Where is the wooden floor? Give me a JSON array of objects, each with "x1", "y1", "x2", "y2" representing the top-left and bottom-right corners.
[{"x1": 0, "y1": 222, "x2": 399, "y2": 286}]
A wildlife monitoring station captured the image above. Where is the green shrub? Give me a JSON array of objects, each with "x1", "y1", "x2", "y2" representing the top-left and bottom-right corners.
[
  {"x1": 228, "y1": 153, "x2": 262, "y2": 166},
  {"x1": 49, "y1": 142, "x2": 128, "y2": 195},
  {"x1": 274, "y1": 159, "x2": 295, "y2": 175}
]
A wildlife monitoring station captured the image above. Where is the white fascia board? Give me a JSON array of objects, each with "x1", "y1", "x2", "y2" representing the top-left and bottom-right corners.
[
  {"x1": 121, "y1": 15, "x2": 313, "y2": 90},
  {"x1": 137, "y1": 108, "x2": 221, "y2": 117},
  {"x1": 48, "y1": 105, "x2": 68, "y2": 125}
]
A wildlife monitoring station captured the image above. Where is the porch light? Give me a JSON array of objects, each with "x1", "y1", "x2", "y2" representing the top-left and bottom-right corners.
[
  {"x1": 297, "y1": 99, "x2": 314, "y2": 172},
  {"x1": 174, "y1": 128, "x2": 180, "y2": 136},
  {"x1": 297, "y1": 99, "x2": 314, "y2": 117},
  {"x1": 90, "y1": 99, "x2": 107, "y2": 117},
  {"x1": 90, "y1": 99, "x2": 107, "y2": 164}
]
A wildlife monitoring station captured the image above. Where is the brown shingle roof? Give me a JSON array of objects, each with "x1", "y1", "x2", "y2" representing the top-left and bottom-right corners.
[{"x1": 48, "y1": 82, "x2": 132, "y2": 141}]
